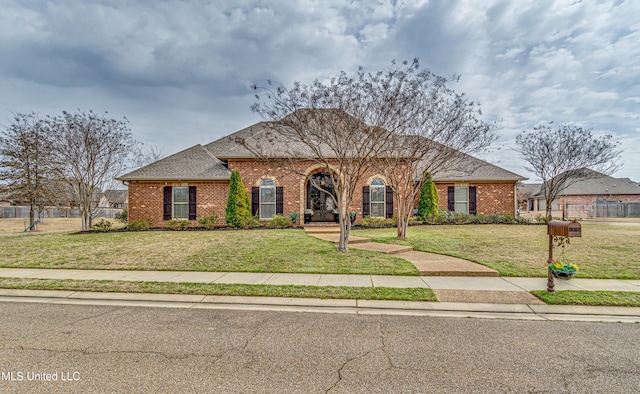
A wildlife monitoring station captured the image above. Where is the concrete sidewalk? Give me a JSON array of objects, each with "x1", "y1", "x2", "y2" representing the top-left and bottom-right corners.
[
  {"x1": 1, "y1": 267, "x2": 639, "y2": 292},
  {"x1": 1, "y1": 268, "x2": 639, "y2": 322}
]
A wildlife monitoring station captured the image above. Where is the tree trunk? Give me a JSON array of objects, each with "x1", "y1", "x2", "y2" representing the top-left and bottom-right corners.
[
  {"x1": 337, "y1": 213, "x2": 350, "y2": 252},
  {"x1": 397, "y1": 214, "x2": 408, "y2": 239},
  {"x1": 29, "y1": 202, "x2": 35, "y2": 231}
]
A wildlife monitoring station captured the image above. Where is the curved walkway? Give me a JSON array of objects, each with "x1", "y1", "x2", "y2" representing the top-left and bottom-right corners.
[{"x1": 307, "y1": 227, "x2": 498, "y2": 276}]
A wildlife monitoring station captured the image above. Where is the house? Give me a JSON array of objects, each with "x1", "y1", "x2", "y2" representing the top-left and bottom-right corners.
[
  {"x1": 101, "y1": 190, "x2": 129, "y2": 209},
  {"x1": 520, "y1": 168, "x2": 640, "y2": 218},
  {"x1": 117, "y1": 112, "x2": 526, "y2": 226}
]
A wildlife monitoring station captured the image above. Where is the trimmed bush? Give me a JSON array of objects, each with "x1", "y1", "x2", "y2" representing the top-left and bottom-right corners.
[
  {"x1": 127, "y1": 219, "x2": 151, "y2": 231},
  {"x1": 198, "y1": 214, "x2": 218, "y2": 229},
  {"x1": 225, "y1": 170, "x2": 253, "y2": 228},
  {"x1": 361, "y1": 217, "x2": 396, "y2": 228},
  {"x1": 114, "y1": 208, "x2": 128, "y2": 223},
  {"x1": 417, "y1": 174, "x2": 439, "y2": 220},
  {"x1": 266, "y1": 215, "x2": 292, "y2": 229},
  {"x1": 167, "y1": 219, "x2": 190, "y2": 230},
  {"x1": 91, "y1": 219, "x2": 113, "y2": 232}
]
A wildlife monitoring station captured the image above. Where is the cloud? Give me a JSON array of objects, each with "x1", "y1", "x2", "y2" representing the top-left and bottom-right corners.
[{"x1": 0, "y1": 0, "x2": 638, "y2": 181}]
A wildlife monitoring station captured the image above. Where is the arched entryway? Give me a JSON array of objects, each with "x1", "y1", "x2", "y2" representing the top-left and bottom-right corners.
[{"x1": 306, "y1": 172, "x2": 337, "y2": 222}]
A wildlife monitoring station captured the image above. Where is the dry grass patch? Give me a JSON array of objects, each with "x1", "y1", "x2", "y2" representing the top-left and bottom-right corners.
[{"x1": 0, "y1": 217, "x2": 123, "y2": 235}]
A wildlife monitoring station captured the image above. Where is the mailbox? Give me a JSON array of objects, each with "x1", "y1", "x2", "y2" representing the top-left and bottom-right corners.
[{"x1": 548, "y1": 220, "x2": 581, "y2": 237}]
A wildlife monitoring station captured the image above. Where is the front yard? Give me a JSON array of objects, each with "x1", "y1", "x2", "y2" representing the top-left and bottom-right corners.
[
  {"x1": 353, "y1": 223, "x2": 640, "y2": 279},
  {"x1": 0, "y1": 228, "x2": 417, "y2": 276}
]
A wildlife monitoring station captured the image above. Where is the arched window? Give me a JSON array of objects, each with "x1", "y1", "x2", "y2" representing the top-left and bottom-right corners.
[
  {"x1": 259, "y1": 179, "x2": 276, "y2": 219},
  {"x1": 370, "y1": 178, "x2": 385, "y2": 218}
]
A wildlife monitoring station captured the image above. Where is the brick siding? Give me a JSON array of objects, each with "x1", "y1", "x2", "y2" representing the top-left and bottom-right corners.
[
  {"x1": 435, "y1": 182, "x2": 516, "y2": 215},
  {"x1": 127, "y1": 162, "x2": 518, "y2": 226}
]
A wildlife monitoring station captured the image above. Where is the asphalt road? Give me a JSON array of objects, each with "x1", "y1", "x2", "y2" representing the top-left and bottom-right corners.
[{"x1": 1, "y1": 303, "x2": 638, "y2": 393}]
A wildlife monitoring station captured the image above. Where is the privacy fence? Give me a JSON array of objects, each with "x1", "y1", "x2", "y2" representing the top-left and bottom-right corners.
[
  {"x1": 1, "y1": 206, "x2": 123, "y2": 219},
  {"x1": 567, "y1": 202, "x2": 640, "y2": 218}
]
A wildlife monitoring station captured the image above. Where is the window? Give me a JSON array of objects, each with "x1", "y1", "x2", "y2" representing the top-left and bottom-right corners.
[
  {"x1": 173, "y1": 187, "x2": 189, "y2": 219},
  {"x1": 163, "y1": 186, "x2": 196, "y2": 221},
  {"x1": 454, "y1": 187, "x2": 468, "y2": 214},
  {"x1": 260, "y1": 179, "x2": 276, "y2": 219},
  {"x1": 370, "y1": 179, "x2": 385, "y2": 218}
]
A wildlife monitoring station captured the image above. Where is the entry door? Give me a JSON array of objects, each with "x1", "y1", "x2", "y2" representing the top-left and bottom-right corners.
[{"x1": 308, "y1": 173, "x2": 336, "y2": 222}]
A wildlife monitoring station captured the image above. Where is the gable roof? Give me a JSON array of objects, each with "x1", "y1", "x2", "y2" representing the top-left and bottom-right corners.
[
  {"x1": 104, "y1": 189, "x2": 128, "y2": 204},
  {"x1": 116, "y1": 145, "x2": 231, "y2": 181},
  {"x1": 530, "y1": 168, "x2": 640, "y2": 197},
  {"x1": 430, "y1": 153, "x2": 526, "y2": 182},
  {"x1": 119, "y1": 109, "x2": 526, "y2": 183}
]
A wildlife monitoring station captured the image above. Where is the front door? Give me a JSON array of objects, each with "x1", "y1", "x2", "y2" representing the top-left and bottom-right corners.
[{"x1": 307, "y1": 172, "x2": 337, "y2": 222}]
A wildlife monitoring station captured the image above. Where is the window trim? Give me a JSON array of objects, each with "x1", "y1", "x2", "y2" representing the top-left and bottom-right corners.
[
  {"x1": 172, "y1": 186, "x2": 189, "y2": 219},
  {"x1": 454, "y1": 186, "x2": 468, "y2": 214},
  {"x1": 370, "y1": 179, "x2": 386, "y2": 218},
  {"x1": 259, "y1": 179, "x2": 276, "y2": 220}
]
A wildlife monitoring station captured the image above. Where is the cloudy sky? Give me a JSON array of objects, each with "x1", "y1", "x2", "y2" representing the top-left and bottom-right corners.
[{"x1": 1, "y1": 0, "x2": 638, "y2": 182}]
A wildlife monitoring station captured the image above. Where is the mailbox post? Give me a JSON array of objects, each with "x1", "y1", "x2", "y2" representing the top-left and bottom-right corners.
[{"x1": 546, "y1": 220, "x2": 581, "y2": 293}]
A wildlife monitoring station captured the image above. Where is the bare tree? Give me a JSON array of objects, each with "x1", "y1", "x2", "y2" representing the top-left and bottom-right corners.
[
  {"x1": 44, "y1": 110, "x2": 138, "y2": 231},
  {"x1": 250, "y1": 69, "x2": 402, "y2": 251},
  {"x1": 133, "y1": 144, "x2": 166, "y2": 168},
  {"x1": 514, "y1": 123, "x2": 621, "y2": 219},
  {"x1": 0, "y1": 113, "x2": 57, "y2": 229},
  {"x1": 368, "y1": 61, "x2": 497, "y2": 238}
]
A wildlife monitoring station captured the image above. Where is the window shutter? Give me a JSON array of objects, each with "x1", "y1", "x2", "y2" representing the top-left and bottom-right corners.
[
  {"x1": 251, "y1": 187, "x2": 259, "y2": 216},
  {"x1": 362, "y1": 186, "x2": 370, "y2": 217},
  {"x1": 276, "y1": 186, "x2": 283, "y2": 215},
  {"x1": 385, "y1": 186, "x2": 393, "y2": 219},
  {"x1": 163, "y1": 186, "x2": 172, "y2": 220},
  {"x1": 469, "y1": 186, "x2": 477, "y2": 215},
  {"x1": 447, "y1": 186, "x2": 454, "y2": 211},
  {"x1": 188, "y1": 186, "x2": 197, "y2": 220}
]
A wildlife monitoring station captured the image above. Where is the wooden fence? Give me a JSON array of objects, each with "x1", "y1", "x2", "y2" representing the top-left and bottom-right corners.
[
  {"x1": 567, "y1": 202, "x2": 640, "y2": 218},
  {"x1": 1, "y1": 206, "x2": 123, "y2": 219}
]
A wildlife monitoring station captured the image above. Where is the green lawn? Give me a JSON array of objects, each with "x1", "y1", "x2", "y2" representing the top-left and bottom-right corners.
[
  {"x1": 0, "y1": 278, "x2": 437, "y2": 301},
  {"x1": 532, "y1": 290, "x2": 640, "y2": 307},
  {"x1": 0, "y1": 229, "x2": 418, "y2": 276},
  {"x1": 353, "y1": 223, "x2": 640, "y2": 279}
]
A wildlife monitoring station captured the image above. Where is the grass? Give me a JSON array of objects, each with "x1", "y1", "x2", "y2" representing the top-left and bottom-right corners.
[
  {"x1": 0, "y1": 226, "x2": 418, "y2": 276},
  {"x1": 532, "y1": 290, "x2": 640, "y2": 307},
  {"x1": 353, "y1": 223, "x2": 640, "y2": 279},
  {"x1": 0, "y1": 218, "x2": 108, "y2": 235},
  {"x1": 0, "y1": 278, "x2": 437, "y2": 301}
]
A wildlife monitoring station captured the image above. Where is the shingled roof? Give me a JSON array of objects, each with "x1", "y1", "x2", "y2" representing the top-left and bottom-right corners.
[
  {"x1": 531, "y1": 168, "x2": 640, "y2": 197},
  {"x1": 116, "y1": 145, "x2": 231, "y2": 181}
]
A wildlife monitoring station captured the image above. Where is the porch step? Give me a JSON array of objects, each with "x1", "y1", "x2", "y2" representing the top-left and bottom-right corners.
[
  {"x1": 310, "y1": 234, "x2": 372, "y2": 244},
  {"x1": 304, "y1": 224, "x2": 341, "y2": 234}
]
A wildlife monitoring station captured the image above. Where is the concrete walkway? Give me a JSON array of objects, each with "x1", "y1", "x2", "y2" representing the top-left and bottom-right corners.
[
  {"x1": 1, "y1": 268, "x2": 639, "y2": 292},
  {"x1": 305, "y1": 225, "x2": 499, "y2": 276}
]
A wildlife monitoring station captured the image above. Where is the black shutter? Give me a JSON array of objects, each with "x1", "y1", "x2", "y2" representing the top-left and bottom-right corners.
[
  {"x1": 469, "y1": 186, "x2": 477, "y2": 215},
  {"x1": 362, "y1": 186, "x2": 370, "y2": 217},
  {"x1": 163, "y1": 186, "x2": 172, "y2": 220},
  {"x1": 385, "y1": 186, "x2": 393, "y2": 219},
  {"x1": 251, "y1": 187, "x2": 259, "y2": 216},
  {"x1": 188, "y1": 186, "x2": 197, "y2": 220},
  {"x1": 447, "y1": 186, "x2": 454, "y2": 211},
  {"x1": 276, "y1": 186, "x2": 283, "y2": 215}
]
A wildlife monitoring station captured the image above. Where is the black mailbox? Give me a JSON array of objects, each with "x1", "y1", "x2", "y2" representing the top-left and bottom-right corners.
[{"x1": 548, "y1": 220, "x2": 581, "y2": 238}]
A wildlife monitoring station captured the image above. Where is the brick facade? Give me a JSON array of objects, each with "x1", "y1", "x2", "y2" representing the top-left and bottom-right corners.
[
  {"x1": 127, "y1": 161, "x2": 517, "y2": 226},
  {"x1": 435, "y1": 182, "x2": 516, "y2": 215},
  {"x1": 128, "y1": 181, "x2": 229, "y2": 226}
]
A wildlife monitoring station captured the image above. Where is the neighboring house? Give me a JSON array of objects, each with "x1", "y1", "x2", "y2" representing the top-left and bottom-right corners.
[
  {"x1": 521, "y1": 168, "x2": 640, "y2": 218},
  {"x1": 117, "y1": 112, "x2": 526, "y2": 226},
  {"x1": 102, "y1": 190, "x2": 128, "y2": 209}
]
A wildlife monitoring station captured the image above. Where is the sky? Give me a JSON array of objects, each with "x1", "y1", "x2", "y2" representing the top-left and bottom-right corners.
[{"x1": 1, "y1": 0, "x2": 638, "y2": 183}]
